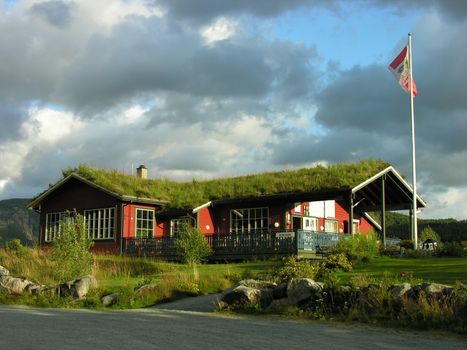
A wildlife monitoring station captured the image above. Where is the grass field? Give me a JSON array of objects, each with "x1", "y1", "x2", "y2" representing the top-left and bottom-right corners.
[{"x1": 335, "y1": 256, "x2": 467, "y2": 285}]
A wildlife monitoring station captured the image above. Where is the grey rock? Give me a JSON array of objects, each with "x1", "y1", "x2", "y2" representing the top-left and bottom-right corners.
[
  {"x1": 73, "y1": 275, "x2": 98, "y2": 299},
  {"x1": 287, "y1": 278, "x2": 323, "y2": 305},
  {"x1": 136, "y1": 284, "x2": 157, "y2": 295},
  {"x1": 265, "y1": 298, "x2": 290, "y2": 313},
  {"x1": 260, "y1": 288, "x2": 274, "y2": 308},
  {"x1": 58, "y1": 275, "x2": 98, "y2": 299},
  {"x1": 0, "y1": 266, "x2": 9, "y2": 277},
  {"x1": 273, "y1": 283, "x2": 287, "y2": 299},
  {"x1": 221, "y1": 285, "x2": 262, "y2": 306},
  {"x1": 423, "y1": 283, "x2": 452, "y2": 298},
  {"x1": 238, "y1": 279, "x2": 277, "y2": 289},
  {"x1": 0, "y1": 276, "x2": 33, "y2": 295},
  {"x1": 389, "y1": 283, "x2": 412, "y2": 299},
  {"x1": 101, "y1": 293, "x2": 119, "y2": 307}
]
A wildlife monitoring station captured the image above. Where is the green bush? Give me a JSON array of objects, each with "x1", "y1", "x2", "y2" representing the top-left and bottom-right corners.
[
  {"x1": 176, "y1": 225, "x2": 211, "y2": 265},
  {"x1": 319, "y1": 253, "x2": 352, "y2": 275},
  {"x1": 4, "y1": 239, "x2": 28, "y2": 255},
  {"x1": 399, "y1": 239, "x2": 414, "y2": 250},
  {"x1": 438, "y1": 242, "x2": 465, "y2": 257},
  {"x1": 331, "y1": 232, "x2": 379, "y2": 263},
  {"x1": 275, "y1": 257, "x2": 319, "y2": 282},
  {"x1": 51, "y1": 213, "x2": 94, "y2": 282}
]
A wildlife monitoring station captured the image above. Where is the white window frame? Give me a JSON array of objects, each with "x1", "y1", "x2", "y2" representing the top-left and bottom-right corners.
[
  {"x1": 353, "y1": 219, "x2": 360, "y2": 234},
  {"x1": 135, "y1": 208, "x2": 155, "y2": 239},
  {"x1": 84, "y1": 207, "x2": 116, "y2": 240},
  {"x1": 324, "y1": 219, "x2": 339, "y2": 234},
  {"x1": 302, "y1": 216, "x2": 319, "y2": 232},
  {"x1": 170, "y1": 217, "x2": 191, "y2": 237},
  {"x1": 230, "y1": 207, "x2": 269, "y2": 234},
  {"x1": 45, "y1": 211, "x2": 74, "y2": 242}
]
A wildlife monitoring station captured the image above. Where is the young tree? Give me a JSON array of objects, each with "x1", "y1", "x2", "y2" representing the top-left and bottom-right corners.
[
  {"x1": 420, "y1": 226, "x2": 441, "y2": 243},
  {"x1": 176, "y1": 225, "x2": 211, "y2": 280},
  {"x1": 51, "y1": 213, "x2": 94, "y2": 282}
]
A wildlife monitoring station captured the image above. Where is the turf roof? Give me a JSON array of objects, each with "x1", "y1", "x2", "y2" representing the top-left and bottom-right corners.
[{"x1": 62, "y1": 159, "x2": 390, "y2": 210}]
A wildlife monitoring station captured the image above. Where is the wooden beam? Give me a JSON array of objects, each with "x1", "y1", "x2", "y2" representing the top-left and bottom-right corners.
[
  {"x1": 381, "y1": 176, "x2": 386, "y2": 247},
  {"x1": 349, "y1": 192, "x2": 354, "y2": 235}
]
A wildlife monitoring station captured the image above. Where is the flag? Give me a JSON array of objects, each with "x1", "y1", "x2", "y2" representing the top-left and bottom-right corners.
[{"x1": 388, "y1": 46, "x2": 418, "y2": 96}]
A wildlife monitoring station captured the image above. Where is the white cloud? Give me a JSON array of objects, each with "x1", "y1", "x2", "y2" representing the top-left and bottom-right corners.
[{"x1": 200, "y1": 17, "x2": 238, "y2": 46}]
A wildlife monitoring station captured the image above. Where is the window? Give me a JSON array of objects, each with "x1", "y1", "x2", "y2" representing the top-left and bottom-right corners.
[
  {"x1": 170, "y1": 217, "x2": 191, "y2": 237},
  {"x1": 135, "y1": 208, "x2": 155, "y2": 238},
  {"x1": 230, "y1": 207, "x2": 269, "y2": 234},
  {"x1": 303, "y1": 217, "x2": 318, "y2": 231},
  {"x1": 324, "y1": 219, "x2": 338, "y2": 234},
  {"x1": 45, "y1": 211, "x2": 74, "y2": 242},
  {"x1": 84, "y1": 207, "x2": 115, "y2": 240}
]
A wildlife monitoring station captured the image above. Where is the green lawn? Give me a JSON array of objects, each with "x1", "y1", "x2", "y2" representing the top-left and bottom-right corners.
[{"x1": 336, "y1": 256, "x2": 467, "y2": 285}]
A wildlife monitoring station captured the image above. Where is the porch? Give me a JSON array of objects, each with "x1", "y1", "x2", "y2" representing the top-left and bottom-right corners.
[{"x1": 122, "y1": 230, "x2": 346, "y2": 261}]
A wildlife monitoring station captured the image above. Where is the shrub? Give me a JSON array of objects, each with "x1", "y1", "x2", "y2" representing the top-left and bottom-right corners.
[
  {"x1": 331, "y1": 232, "x2": 379, "y2": 263},
  {"x1": 399, "y1": 240, "x2": 414, "y2": 250},
  {"x1": 51, "y1": 213, "x2": 94, "y2": 282},
  {"x1": 176, "y1": 225, "x2": 212, "y2": 266},
  {"x1": 4, "y1": 239, "x2": 28, "y2": 255},
  {"x1": 438, "y1": 242, "x2": 465, "y2": 257},
  {"x1": 275, "y1": 257, "x2": 319, "y2": 282},
  {"x1": 319, "y1": 253, "x2": 352, "y2": 276}
]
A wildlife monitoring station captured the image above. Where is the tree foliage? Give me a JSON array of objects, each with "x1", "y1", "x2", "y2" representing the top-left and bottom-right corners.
[
  {"x1": 176, "y1": 225, "x2": 211, "y2": 266},
  {"x1": 51, "y1": 213, "x2": 94, "y2": 282}
]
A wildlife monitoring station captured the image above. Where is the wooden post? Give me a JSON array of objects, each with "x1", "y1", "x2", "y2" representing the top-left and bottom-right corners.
[
  {"x1": 349, "y1": 192, "x2": 354, "y2": 235},
  {"x1": 409, "y1": 208, "x2": 413, "y2": 242},
  {"x1": 381, "y1": 176, "x2": 386, "y2": 247}
]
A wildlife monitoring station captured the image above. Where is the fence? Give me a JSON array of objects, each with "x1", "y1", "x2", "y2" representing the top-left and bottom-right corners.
[{"x1": 122, "y1": 230, "x2": 345, "y2": 260}]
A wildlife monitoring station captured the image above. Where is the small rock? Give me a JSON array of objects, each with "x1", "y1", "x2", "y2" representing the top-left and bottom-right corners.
[
  {"x1": 238, "y1": 279, "x2": 277, "y2": 289},
  {"x1": 101, "y1": 293, "x2": 119, "y2": 307}
]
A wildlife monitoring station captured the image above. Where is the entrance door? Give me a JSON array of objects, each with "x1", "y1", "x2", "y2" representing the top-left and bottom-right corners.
[{"x1": 292, "y1": 216, "x2": 302, "y2": 232}]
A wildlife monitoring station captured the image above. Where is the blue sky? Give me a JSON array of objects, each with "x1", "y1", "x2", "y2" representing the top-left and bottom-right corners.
[{"x1": 0, "y1": 0, "x2": 466, "y2": 220}]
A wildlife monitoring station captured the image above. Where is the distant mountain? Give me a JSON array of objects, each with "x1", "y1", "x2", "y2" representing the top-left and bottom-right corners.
[{"x1": 0, "y1": 198, "x2": 39, "y2": 246}]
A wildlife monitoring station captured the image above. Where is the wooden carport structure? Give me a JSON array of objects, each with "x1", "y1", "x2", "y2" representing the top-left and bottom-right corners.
[{"x1": 350, "y1": 166, "x2": 426, "y2": 244}]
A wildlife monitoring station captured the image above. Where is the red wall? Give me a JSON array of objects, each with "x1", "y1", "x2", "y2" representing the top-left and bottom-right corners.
[
  {"x1": 198, "y1": 207, "x2": 215, "y2": 235},
  {"x1": 123, "y1": 203, "x2": 163, "y2": 238}
]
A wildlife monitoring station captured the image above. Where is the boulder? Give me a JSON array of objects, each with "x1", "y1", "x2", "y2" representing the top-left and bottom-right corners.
[
  {"x1": 422, "y1": 283, "x2": 452, "y2": 298},
  {"x1": 221, "y1": 285, "x2": 262, "y2": 306},
  {"x1": 273, "y1": 283, "x2": 288, "y2": 300},
  {"x1": 0, "y1": 276, "x2": 33, "y2": 295},
  {"x1": 58, "y1": 275, "x2": 98, "y2": 299},
  {"x1": 287, "y1": 278, "x2": 323, "y2": 305},
  {"x1": 389, "y1": 283, "x2": 412, "y2": 300},
  {"x1": 73, "y1": 275, "x2": 98, "y2": 299},
  {"x1": 101, "y1": 293, "x2": 119, "y2": 307},
  {"x1": 136, "y1": 284, "x2": 157, "y2": 295},
  {"x1": 0, "y1": 266, "x2": 9, "y2": 277},
  {"x1": 265, "y1": 298, "x2": 290, "y2": 313},
  {"x1": 259, "y1": 288, "x2": 274, "y2": 308},
  {"x1": 238, "y1": 279, "x2": 277, "y2": 289}
]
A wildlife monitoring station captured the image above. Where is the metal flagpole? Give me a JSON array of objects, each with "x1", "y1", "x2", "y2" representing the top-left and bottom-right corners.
[{"x1": 408, "y1": 33, "x2": 418, "y2": 249}]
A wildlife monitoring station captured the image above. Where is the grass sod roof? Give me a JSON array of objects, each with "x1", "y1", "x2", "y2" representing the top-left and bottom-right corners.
[{"x1": 62, "y1": 159, "x2": 391, "y2": 210}]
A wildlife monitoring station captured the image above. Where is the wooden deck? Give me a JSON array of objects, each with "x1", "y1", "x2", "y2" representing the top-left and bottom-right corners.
[{"x1": 122, "y1": 231, "x2": 345, "y2": 261}]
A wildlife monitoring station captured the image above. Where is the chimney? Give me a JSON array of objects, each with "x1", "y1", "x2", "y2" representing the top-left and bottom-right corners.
[{"x1": 136, "y1": 165, "x2": 148, "y2": 179}]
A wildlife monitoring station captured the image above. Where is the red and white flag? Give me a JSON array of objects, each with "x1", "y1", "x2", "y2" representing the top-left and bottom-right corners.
[{"x1": 388, "y1": 46, "x2": 418, "y2": 96}]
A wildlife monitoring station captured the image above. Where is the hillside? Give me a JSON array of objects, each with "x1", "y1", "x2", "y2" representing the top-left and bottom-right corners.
[
  {"x1": 374, "y1": 211, "x2": 467, "y2": 242},
  {"x1": 0, "y1": 198, "x2": 39, "y2": 246}
]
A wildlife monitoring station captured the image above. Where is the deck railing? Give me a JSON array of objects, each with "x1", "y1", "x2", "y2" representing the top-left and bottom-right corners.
[{"x1": 122, "y1": 230, "x2": 346, "y2": 260}]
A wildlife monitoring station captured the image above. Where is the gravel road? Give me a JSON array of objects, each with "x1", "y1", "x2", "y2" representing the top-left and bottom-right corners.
[{"x1": 0, "y1": 304, "x2": 466, "y2": 350}]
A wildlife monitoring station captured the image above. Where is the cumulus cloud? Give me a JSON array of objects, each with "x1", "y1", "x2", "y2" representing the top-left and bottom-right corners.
[{"x1": 0, "y1": 0, "x2": 466, "y2": 220}]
